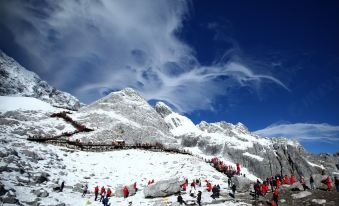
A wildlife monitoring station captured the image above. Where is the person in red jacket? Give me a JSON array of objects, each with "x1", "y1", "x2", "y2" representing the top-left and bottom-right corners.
[
  {"x1": 283, "y1": 175, "x2": 289, "y2": 184},
  {"x1": 123, "y1": 186, "x2": 129, "y2": 198},
  {"x1": 276, "y1": 177, "x2": 281, "y2": 188},
  {"x1": 290, "y1": 175, "x2": 295, "y2": 185},
  {"x1": 134, "y1": 182, "x2": 138, "y2": 192},
  {"x1": 182, "y1": 182, "x2": 187, "y2": 191},
  {"x1": 94, "y1": 186, "x2": 99, "y2": 201},
  {"x1": 261, "y1": 182, "x2": 267, "y2": 196},
  {"x1": 106, "y1": 188, "x2": 112, "y2": 197},
  {"x1": 207, "y1": 182, "x2": 212, "y2": 192},
  {"x1": 273, "y1": 188, "x2": 279, "y2": 206},
  {"x1": 236, "y1": 163, "x2": 241, "y2": 175},
  {"x1": 100, "y1": 186, "x2": 106, "y2": 202},
  {"x1": 148, "y1": 180, "x2": 151, "y2": 186},
  {"x1": 326, "y1": 177, "x2": 332, "y2": 191}
]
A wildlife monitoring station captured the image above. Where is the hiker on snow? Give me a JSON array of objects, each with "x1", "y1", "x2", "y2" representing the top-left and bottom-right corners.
[
  {"x1": 181, "y1": 181, "x2": 187, "y2": 191},
  {"x1": 231, "y1": 183, "x2": 236, "y2": 198},
  {"x1": 106, "y1": 188, "x2": 112, "y2": 197},
  {"x1": 102, "y1": 196, "x2": 110, "y2": 206},
  {"x1": 177, "y1": 193, "x2": 186, "y2": 205},
  {"x1": 190, "y1": 186, "x2": 196, "y2": 197},
  {"x1": 334, "y1": 176, "x2": 339, "y2": 192},
  {"x1": 197, "y1": 191, "x2": 202, "y2": 206},
  {"x1": 82, "y1": 184, "x2": 88, "y2": 197},
  {"x1": 325, "y1": 176, "x2": 332, "y2": 191},
  {"x1": 134, "y1": 182, "x2": 138, "y2": 192},
  {"x1": 94, "y1": 186, "x2": 99, "y2": 201},
  {"x1": 290, "y1": 175, "x2": 295, "y2": 185},
  {"x1": 236, "y1": 163, "x2": 241, "y2": 175},
  {"x1": 273, "y1": 187, "x2": 279, "y2": 206},
  {"x1": 100, "y1": 186, "x2": 106, "y2": 202},
  {"x1": 123, "y1": 186, "x2": 129, "y2": 198},
  {"x1": 310, "y1": 175, "x2": 315, "y2": 190},
  {"x1": 254, "y1": 180, "x2": 260, "y2": 199},
  {"x1": 283, "y1": 175, "x2": 289, "y2": 184}
]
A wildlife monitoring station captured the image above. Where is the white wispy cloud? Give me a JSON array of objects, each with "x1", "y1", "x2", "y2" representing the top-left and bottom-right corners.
[
  {"x1": 254, "y1": 123, "x2": 339, "y2": 143},
  {"x1": 0, "y1": 0, "x2": 289, "y2": 113}
]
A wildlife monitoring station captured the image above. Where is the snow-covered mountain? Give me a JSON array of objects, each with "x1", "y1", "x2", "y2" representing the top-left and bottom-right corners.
[
  {"x1": 67, "y1": 88, "x2": 177, "y2": 145},
  {"x1": 1, "y1": 52, "x2": 339, "y2": 205},
  {"x1": 155, "y1": 101, "x2": 339, "y2": 180},
  {"x1": 0, "y1": 51, "x2": 80, "y2": 110}
]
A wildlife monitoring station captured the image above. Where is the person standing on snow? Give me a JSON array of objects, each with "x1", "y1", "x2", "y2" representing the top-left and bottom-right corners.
[
  {"x1": 326, "y1": 176, "x2": 332, "y2": 191},
  {"x1": 177, "y1": 193, "x2": 186, "y2": 205},
  {"x1": 231, "y1": 183, "x2": 236, "y2": 198},
  {"x1": 290, "y1": 175, "x2": 295, "y2": 185},
  {"x1": 334, "y1": 176, "x2": 339, "y2": 192},
  {"x1": 133, "y1": 182, "x2": 138, "y2": 192},
  {"x1": 236, "y1": 163, "x2": 241, "y2": 175},
  {"x1": 102, "y1": 196, "x2": 110, "y2": 206},
  {"x1": 273, "y1": 187, "x2": 279, "y2": 206},
  {"x1": 123, "y1": 186, "x2": 129, "y2": 198},
  {"x1": 197, "y1": 191, "x2": 202, "y2": 206},
  {"x1": 106, "y1": 188, "x2": 112, "y2": 197},
  {"x1": 100, "y1": 186, "x2": 106, "y2": 202},
  {"x1": 82, "y1": 184, "x2": 88, "y2": 197},
  {"x1": 60, "y1": 181, "x2": 65, "y2": 192},
  {"x1": 94, "y1": 185, "x2": 99, "y2": 201},
  {"x1": 310, "y1": 175, "x2": 315, "y2": 190}
]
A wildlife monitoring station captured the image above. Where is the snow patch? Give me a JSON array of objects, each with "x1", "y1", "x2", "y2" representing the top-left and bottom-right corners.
[
  {"x1": 243, "y1": 152, "x2": 264, "y2": 161},
  {"x1": 0, "y1": 96, "x2": 57, "y2": 112},
  {"x1": 312, "y1": 199, "x2": 326, "y2": 204},
  {"x1": 291, "y1": 191, "x2": 312, "y2": 199}
]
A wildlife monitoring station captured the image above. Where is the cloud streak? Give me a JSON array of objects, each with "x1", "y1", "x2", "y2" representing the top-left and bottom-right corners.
[
  {"x1": 254, "y1": 123, "x2": 339, "y2": 143},
  {"x1": 0, "y1": 0, "x2": 289, "y2": 113}
]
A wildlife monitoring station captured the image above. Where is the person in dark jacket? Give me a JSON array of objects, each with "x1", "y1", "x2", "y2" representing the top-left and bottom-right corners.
[
  {"x1": 102, "y1": 196, "x2": 109, "y2": 206},
  {"x1": 334, "y1": 176, "x2": 339, "y2": 192},
  {"x1": 197, "y1": 191, "x2": 202, "y2": 206},
  {"x1": 231, "y1": 183, "x2": 236, "y2": 198},
  {"x1": 310, "y1": 175, "x2": 315, "y2": 190},
  {"x1": 60, "y1": 181, "x2": 65, "y2": 192},
  {"x1": 177, "y1": 193, "x2": 186, "y2": 205}
]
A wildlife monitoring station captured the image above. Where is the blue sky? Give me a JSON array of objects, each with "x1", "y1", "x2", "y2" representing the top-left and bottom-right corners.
[{"x1": 0, "y1": 0, "x2": 338, "y2": 153}]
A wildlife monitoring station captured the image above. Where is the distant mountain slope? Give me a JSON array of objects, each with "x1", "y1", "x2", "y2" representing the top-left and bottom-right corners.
[
  {"x1": 0, "y1": 51, "x2": 80, "y2": 110},
  {"x1": 155, "y1": 101, "x2": 339, "y2": 179}
]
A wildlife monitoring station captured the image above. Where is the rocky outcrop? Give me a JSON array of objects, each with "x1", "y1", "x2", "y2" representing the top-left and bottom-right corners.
[
  {"x1": 0, "y1": 51, "x2": 80, "y2": 110},
  {"x1": 232, "y1": 176, "x2": 253, "y2": 192},
  {"x1": 144, "y1": 178, "x2": 181, "y2": 198}
]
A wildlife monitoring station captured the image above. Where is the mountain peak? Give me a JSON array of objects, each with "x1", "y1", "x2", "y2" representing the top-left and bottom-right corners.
[
  {"x1": 154, "y1": 101, "x2": 173, "y2": 118},
  {"x1": 0, "y1": 51, "x2": 81, "y2": 110}
]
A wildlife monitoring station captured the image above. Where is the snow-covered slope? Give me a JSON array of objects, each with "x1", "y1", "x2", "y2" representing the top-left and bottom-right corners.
[
  {"x1": 67, "y1": 88, "x2": 177, "y2": 145},
  {"x1": 154, "y1": 101, "x2": 339, "y2": 180},
  {"x1": 0, "y1": 96, "x2": 57, "y2": 112},
  {"x1": 0, "y1": 51, "x2": 80, "y2": 110}
]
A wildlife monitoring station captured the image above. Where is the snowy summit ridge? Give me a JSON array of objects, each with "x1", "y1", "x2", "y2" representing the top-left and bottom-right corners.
[{"x1": 0, "y1": 51, "x2": 80, "y2": 110}]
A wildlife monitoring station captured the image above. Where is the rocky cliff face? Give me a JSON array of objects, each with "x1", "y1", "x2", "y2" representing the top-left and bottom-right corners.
[
  {"x1": 155, "y1": 101, "x2": 339, "y2": 180},
  {"x1": 0, "y1": 51, "x2": 80, "y2": 110}
]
